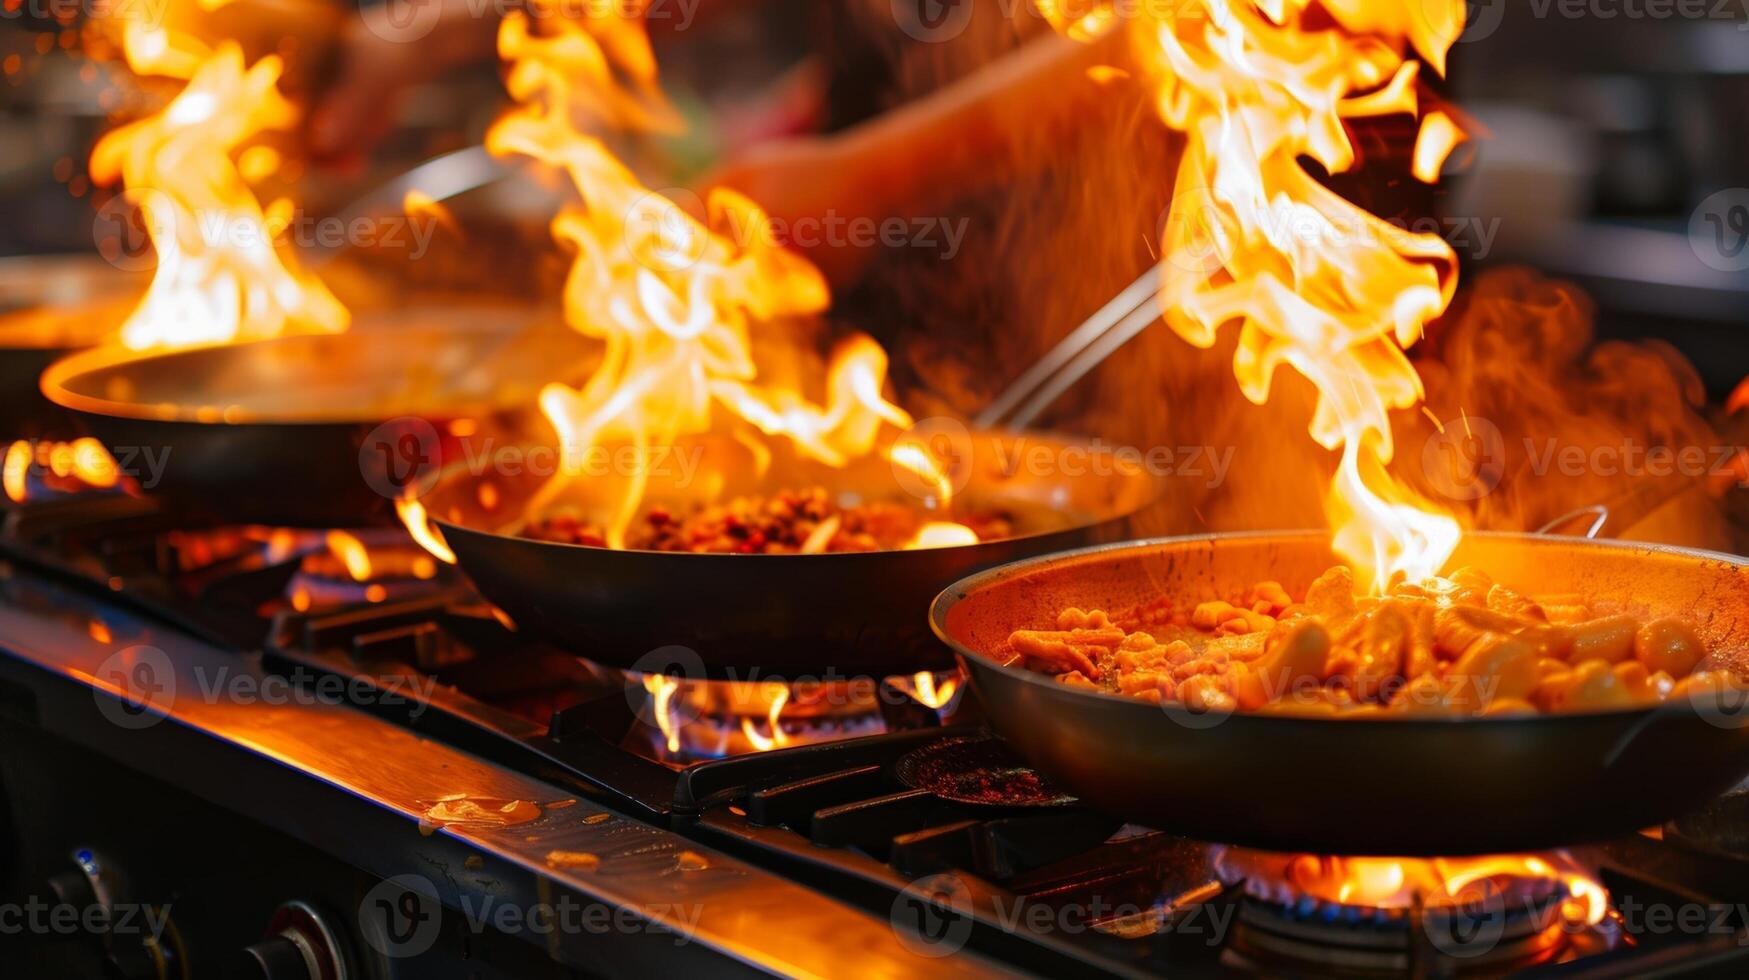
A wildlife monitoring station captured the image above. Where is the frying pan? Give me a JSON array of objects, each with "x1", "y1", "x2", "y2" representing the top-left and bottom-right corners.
[
  {"x1": 421, "y1": 429, "x2": 1160, "y2": 677},
  {"x1": 0, "y1": 255, "x2": 145, "y2": 437},
  {"x1": 933, "y1": 531, "x2": 1749, "y2": 856},
  {"x1": 39, "y1": 305, "x2": 591, "y2": 527}
]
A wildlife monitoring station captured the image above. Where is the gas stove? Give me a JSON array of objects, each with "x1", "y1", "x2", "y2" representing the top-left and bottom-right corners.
[{"x1": 4, "y1": 491, "x2": 1749, "y2": 978}]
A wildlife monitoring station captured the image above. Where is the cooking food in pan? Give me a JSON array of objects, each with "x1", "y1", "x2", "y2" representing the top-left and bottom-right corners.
[
  {"x1": 422, "y1": 430, "x2": 1157, "y2": 675},
  {"x1": 525, "y1": 486, "x2": 1020, "y2": 553},
  {"x1": 934, "y1": 533, "x2": 1749, "y2": 854},
  {"x1": 1007, "y1": 563, "x2": 1743, "y2": 717}
]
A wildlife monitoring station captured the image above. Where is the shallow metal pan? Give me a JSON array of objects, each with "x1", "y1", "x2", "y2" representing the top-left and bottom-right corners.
[
  {"x1": 39, "y1": 306, "x2": 587, "y2": 527},
  {"x1": 423, "y1": 430, "x2": 1160, "y2": 677},
  {"x1": 933, "y1": 531, "x2": 1749, "y2": 855}
]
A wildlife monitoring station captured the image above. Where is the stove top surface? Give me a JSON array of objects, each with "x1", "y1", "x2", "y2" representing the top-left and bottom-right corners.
[{"x1": 5, "y1": 492, "x2": 1749, "y2": 978}]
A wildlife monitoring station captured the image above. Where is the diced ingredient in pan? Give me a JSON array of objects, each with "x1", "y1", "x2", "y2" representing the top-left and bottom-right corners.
[
  {"x1": 526, "y1": 487, "x2": 1015, "y2": 553},
  {"x1": 1008, "y1": 567, "x2": 1742, "y2": 717}
]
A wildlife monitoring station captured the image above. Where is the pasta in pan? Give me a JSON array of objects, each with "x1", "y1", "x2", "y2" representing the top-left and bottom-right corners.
[{"x1": 1006, "y1": 565, "x2": 1742, "y2": 716}]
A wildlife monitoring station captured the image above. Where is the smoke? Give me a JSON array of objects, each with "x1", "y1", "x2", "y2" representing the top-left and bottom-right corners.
[
  {"x1": 827, "y1": 5, "x2": 1742, "y2": 552},
  {"x1": 1407, "y1": 267, "x2": 1739, "y2": 550}
]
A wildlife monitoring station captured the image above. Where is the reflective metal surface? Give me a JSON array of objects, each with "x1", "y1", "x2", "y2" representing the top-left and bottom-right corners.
[{"x1": 0, "y1": 561, "x2": 1002, "y2": 977}]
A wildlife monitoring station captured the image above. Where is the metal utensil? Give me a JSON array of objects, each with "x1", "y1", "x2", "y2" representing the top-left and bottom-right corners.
[
  {"x1": 975, "y1": 265, "x2": 1163, "y2": 431},
  {"x1": 307, "y1": 146, "x2": 516, "y2": 267}
]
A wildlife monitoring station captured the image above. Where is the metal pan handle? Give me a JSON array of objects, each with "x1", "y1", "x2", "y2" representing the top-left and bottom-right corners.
[{"x1": 1535, "y1": 505, "x2": 1610, "y2": 539}]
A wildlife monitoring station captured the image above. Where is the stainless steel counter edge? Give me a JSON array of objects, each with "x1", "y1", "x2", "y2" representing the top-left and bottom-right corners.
[{"x1": 0, "y1": 563, "x2": 1009, "y2": 979}]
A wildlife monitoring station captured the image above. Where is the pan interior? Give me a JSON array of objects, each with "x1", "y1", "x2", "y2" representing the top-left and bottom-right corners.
[
  {"x1": 423, "y1": 429, "x2": 1161, "y2": 549},
  {"x1": 41, "y1": 304, "x2": 593, "y2": 424},
  {"x1": 942, "y1": 532, "x2": 1749, "y2": 686}
]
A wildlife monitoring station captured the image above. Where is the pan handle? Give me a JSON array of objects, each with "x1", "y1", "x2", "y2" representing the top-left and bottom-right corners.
[{"x1": 1535, "y1": 505, "x2": 1609, "y2": 539}]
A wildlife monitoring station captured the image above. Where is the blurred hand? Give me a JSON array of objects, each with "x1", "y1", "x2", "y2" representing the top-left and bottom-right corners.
[{"x1": 305, "y1": 0, "x2": 501, "y2": 166}]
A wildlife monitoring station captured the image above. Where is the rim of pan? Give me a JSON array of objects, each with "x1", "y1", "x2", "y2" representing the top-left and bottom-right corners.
[{"x1": 929, "y1": 529, "x2": 1749, "y2": 728}]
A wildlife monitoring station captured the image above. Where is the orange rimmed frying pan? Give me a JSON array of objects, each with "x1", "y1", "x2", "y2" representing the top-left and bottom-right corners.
[
  {"x1": 40, "y1": 305, "x2": 589, "y2": 527},
  {"x1": 933, "y1": 531, "x2": 1749, "y2": 855}
]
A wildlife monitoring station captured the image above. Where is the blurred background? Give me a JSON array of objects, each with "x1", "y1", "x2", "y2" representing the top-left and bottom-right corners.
[{"x1": 4, "y1": 0, "x2": 1749, "y2": 546}]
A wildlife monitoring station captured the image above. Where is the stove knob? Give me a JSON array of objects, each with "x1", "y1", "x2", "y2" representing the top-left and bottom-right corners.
[
  {"x1": 43, "y1": 849, "x2": 178, "y2": 980},
  {"x1": 238, "y1": 901, "x2": 350, "y2": 980},
  {"x1": 239, "y1": 935, "x2": 319, "y2": 979}
]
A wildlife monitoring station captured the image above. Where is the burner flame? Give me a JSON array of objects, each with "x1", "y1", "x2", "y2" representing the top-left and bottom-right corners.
[{"x1": 1222, "y1": 849, "x2": 1608, "y2": 926}]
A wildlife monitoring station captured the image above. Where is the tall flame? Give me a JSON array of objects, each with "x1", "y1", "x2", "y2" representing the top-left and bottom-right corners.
[
  {"x1": 90, "y1": 8, "x2": 347, "y2": 350},
  {"x1": 487, "y1": 0, "x2": 947, "y2": 548},
  {"x1": 1043, "y1": 1, "x2": 1468, "y2": 589}
]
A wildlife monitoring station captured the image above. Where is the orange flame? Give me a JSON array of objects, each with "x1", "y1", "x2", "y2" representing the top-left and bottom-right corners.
[
  {"x1": 905, "y1": 671, "x2": 962, "y2": 710},
  {"x1": 1044, "y1": 1, "x2": 1469, "y2": 590},
  {"x1": 3, "y1": 438, "x2": 122, "y2": 502},
  {"x1": 740, "y1": 684, "x2": 791, "y2": 752},
  {"x1": 480, "y1": 0, "x2": 954, "y2": 549},
  {"x1": 643, "y1": 673, "x2": 682, "y2": 755},
  {"x1": 3, "y1": 441, "x2": 29, "y2": 503},
  {"x1": 324, "y1": 530, "x2": 373, "y2": 582},
  {"x1": 1280, "y1": 853, "x2": 1608, "y2": 926},
  {"x1": 403, "y1": 190, "x2": 460, "y2": 236},
  {"x1": 91, "y1": 12, "x2": 346, "y2": 350},
  {"x1": 396, "y1": 497, "x2": 457, "y2": 565}
]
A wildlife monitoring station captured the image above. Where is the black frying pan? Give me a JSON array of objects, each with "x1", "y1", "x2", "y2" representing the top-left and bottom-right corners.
[
  {"x1": 0, "y1": 255, "x2": 144, "y2": 437},
  {"x1": 933, "y1": 531, "x2": 1749, "y2": 856},
  {"x1": 421, "y1": 430, "x2": 1160, "y2": 677},
  {"x1": 39, "y1": 305, "x2": 590, "y2": 527}
]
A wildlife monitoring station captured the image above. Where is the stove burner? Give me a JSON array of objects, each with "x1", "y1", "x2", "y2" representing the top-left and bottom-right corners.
[
  {"x1": 1214, "y1": 850, "x2": 1610, "y2": 974},
  {"x1": 628, "y1": 673, "x2": 891, "y2": 763},
  {"x1": 287, "y1": 529, "x2": 445, "y2": 610}
]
